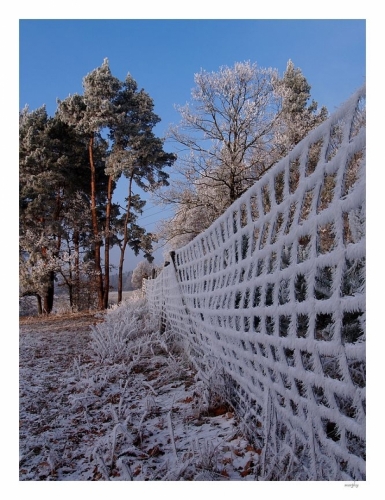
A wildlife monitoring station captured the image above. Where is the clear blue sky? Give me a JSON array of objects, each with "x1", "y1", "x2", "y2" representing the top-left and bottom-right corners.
[{"x1": 19, "y1": 18, "x2": 366, "y2": 271}]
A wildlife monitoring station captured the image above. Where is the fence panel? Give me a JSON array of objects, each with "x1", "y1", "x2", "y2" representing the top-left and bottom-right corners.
[{"x1": 145, "y1": 86, "x2": 366, "y2": 480}]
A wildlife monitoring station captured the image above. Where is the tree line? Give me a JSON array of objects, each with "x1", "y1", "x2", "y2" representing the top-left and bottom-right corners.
[
  {"x1": 20, "y1": 59, "x2": 175, "y2": 313},
  {"x1": 20, "y1": 58, "x2": 327, "y2": 314}
]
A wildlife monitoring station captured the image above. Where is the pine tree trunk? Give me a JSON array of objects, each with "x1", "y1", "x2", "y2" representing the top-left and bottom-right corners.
[
  {"x1": 89, "y1": 135, "x2": 104, "y2": 309},
  {"x1": 73, "y1": 230, "x2": 80, "y2": 309},
  {"x1": 43, "y1": 271, "x2": 55, "y2": 314},
  {"x1": 36, "y1": 294, "x2": 43, "y2": 315},
  {"x1": 40, "y1": 244, "x2": 54, "y2": 315},
  {"x1": 68, "y1": 283, "x2": 73, "y2": 308},
  {"x1": 103, "y1": 175, "x2": 113, "y2": 309}
]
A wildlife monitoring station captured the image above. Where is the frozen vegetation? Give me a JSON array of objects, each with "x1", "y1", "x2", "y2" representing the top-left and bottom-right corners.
[{"x1": 19, "y1": 294, "x2": 262, "y2": 481}]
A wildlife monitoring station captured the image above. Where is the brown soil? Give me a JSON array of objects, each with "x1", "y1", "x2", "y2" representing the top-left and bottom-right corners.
[{"x1": 19, "y1": 311, "x2": 105, "y2": 334}]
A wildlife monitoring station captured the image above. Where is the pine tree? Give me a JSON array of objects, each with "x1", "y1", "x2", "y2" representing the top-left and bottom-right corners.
[
  {"x1": 19, "y1": 106, "x2": 95, "y2": 313},
  {"x1": 58, "y1": 59, "x2": 119, "y2": 309},
  {"x1": 19, "y1": 105, "x2": 63, "y2": 313},
  {"x1": 273, "y1": 59, "x2": 328, "y2": 155},
  {"x1": 105, "y1": 74, "x2": 175, "y2": 303},
  {"x1": 58, "y1": 60, "x2": 175, "y2": 307}
]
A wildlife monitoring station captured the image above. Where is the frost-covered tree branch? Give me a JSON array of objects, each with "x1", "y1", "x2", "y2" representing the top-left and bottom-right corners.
[{"x1": 156, "y1": 60, "x2": 327, "y2": 251}]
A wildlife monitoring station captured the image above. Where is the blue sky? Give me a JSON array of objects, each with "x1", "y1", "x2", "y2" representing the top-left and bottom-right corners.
[{"x1": 19, "y1": 18, "x2": 366, "y2": 271}]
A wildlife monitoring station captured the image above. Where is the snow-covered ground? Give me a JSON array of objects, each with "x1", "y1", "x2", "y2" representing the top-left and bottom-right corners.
[{"x1": 19, "y1": 298, "x2": 262, "y2": 482}]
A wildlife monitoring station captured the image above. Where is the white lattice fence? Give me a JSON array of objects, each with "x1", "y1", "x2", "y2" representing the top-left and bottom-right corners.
[{"x1": 145, "y1": 86, "x2": 366, "y2": 480}]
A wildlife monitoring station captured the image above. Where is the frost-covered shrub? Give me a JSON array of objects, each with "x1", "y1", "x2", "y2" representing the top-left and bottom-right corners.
[
  {"x1": 131, "y1": 261, "x2": 159, "y2": 289},
  {"x1": 90, "y1": 294, "x2": 157, "y2": 363}
]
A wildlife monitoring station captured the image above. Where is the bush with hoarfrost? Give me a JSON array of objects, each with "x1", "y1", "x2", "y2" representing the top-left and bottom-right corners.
[{"x1": 90, "y1": 293, "x2": 157, "y2": 363}]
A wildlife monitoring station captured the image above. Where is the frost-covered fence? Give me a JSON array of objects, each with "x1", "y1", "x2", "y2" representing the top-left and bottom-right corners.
[{"x1": 145, "y1": 86, "x2": 366, "y2": 480}]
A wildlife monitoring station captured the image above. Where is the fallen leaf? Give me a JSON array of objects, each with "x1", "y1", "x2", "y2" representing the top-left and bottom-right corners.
[
  {"x1": 246, "y1": 444, "x2": 262, "y2": 454},
  {"x1": 180, "y1": 396, "x2": 193, "y2": 403},
  {"x1": 240, "y1": 459, "x2": 255, "y2": 477},
  {"x1": 147, "y1": 445, "x2": 164, "y2": 457},
  {"x1": 208, "y1": 405, "x2": 229, "y2": 416}
]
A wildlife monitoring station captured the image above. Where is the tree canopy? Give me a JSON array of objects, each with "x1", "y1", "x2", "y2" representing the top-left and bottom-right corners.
[
  {"x1": 20, "y1": 59, "x2": 175, "y2": 313},
  {"x1": 157, "y1": 60, "x2": 328, "y2": 250}
]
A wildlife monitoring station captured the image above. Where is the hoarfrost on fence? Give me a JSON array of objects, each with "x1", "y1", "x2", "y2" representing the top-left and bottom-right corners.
[{"x1": 146, "y1": 86, "x2": 366, "y2": 480}]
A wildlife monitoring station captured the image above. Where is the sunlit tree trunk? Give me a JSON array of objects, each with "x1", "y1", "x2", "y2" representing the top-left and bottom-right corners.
[{"x1": 89, "y1": 135, "x2": 104, "y2": 310}]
